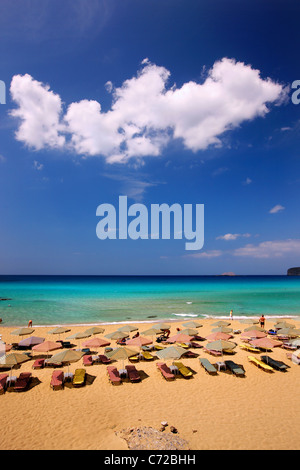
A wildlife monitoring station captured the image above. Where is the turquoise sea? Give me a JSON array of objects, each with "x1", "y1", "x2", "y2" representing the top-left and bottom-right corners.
[{"x1": 0, "y1": 275, "x2": 300, "y2": 326}]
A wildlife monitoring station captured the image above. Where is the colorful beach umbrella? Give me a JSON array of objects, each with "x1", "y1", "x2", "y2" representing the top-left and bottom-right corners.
[
  {"x1": 105, "y1": 331, "x2": 129, "y2": 340},
  {"x1": 211, "y1": 321, "x2": 231, "y2": 327},
  {"x1": 211, "y1": 326, "x2": 233, "y2": 333},
  {"x1": 180, "y1": 328, "x2": 199, "y2": 336},
  {"x1": 49, "y1": 349, "x2": 85, "y2": 374},
  {"x1": 81, "y1": 337, "x2": 111, "y2": 348},
  {"x1": 0, "y1": 352, "x2": 30, "y2": 378},
  {"x1": 274, "y1": 322, "x2": 295, "y2": 330},
  {"x1": 276, "y1": 328, "x2": 300, "y2": 337},
  {"x1": 18, "y1": 336, "x2": 45, "y2": 348},
  {"x1": 117, "y1": 325, "x2": 138, "y2": 333},
  {"x1": 156, "y1": 345, "x2": 187, "y2": 361},
  {"x1": 182, "y1": 321, "x2": 203, "y2": 328},
  {"x1": 49, "y1": 327, "x2": 71, "y2": 335},
  {"x1": 239, "y1": 319, "x2": 259, "y2": 325},
  {"x1": 240, "y1": 330, "x2": 267, "y2": 340},
  {"x1": 155, "y1": 323, "x2": 171, "y2": 331},
  {"x1": 141, "y1": 327, "x2": 162, "y2": 336},
  {"x1": 105, "y1": 346, "x2": 139, "y2": 369},
  {"x1": 83, "y1": 326, "x2": 105, "y2": 336},
  {"x1": 166, "y1": 333, "x2": 194, "y2": 344},
  {"x1": 10, "y1": 327, "x2": 35, "y2": 336},
  {"x1": 206, "y1": 332, "x2": 232, "y2": 341},
  {"x1": 205, "y1": 340, "x2": 236, "y2": 352},
  {"x1": 32, "y1": 340, "x2": 62, "y2": 354},
  {"x1": 249, "y1": 337, "x2": 282, "y2": 350},
  {"x1": 244, "y1": 325, "x2": 265, "y2": 332},
  {"x1": 126, "y1": 336, "x2": 152, "y2": 347}
]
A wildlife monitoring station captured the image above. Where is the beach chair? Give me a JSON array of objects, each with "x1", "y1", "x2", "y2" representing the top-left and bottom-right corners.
[
  {"x1": 0, "y1": 373, "x2": 9, "y2": 394},
  {"x1": 72, "y1": 368, "x2": 86, "y2": 387},
  {"x1": 176, "y1": 342, "x2": 189, "y2": 349},
  {"x1": 173, "y1": 361, "x2": 193, "y2": 378},
  {"x1": 98, "y1": 354, "x2": 111, "y2": 364},
  {"x1": 44, "y1": 358, "x2": 63, "y2": 368},
  {"x1": 239, "y1": 343, "x2": 260, "y2": 353},
  {"x1": 183, "y1": 350, "x2": 199, "y2": 358},
  {"x1": 224, "y1": 360, "x2": 245, "y2": 377},
  {"x1": 128, "y1": 355, "x2": 139, "y2": 362},
  {"x1": 107, "y1": 366, "x2": 122, "y2": 385},
  {"x1": 32, "y1": 358, "x2": 45, "y2": 369},
  {"x1": 125, "y1": 365, "x2": 141, "y2": 383},
  {"x1": 14, "y1": 372, "x2": 32, "y2": 392},
  {"x1": 203, "y1": 347, "x2": 222, "y2": 356},
  {"x1": 199, "y1": 358, "x2": 218, "y2": 375},
  {"x1": 247, "y1": 355, "x2": 274, "y2": 372},
  {"x1": 189, "y1": 341, "x2": 202, "y2": 349},
  {"x1": 260, "y1": 355, "x2": 288, "y2": 372},
  {"x1": 141, "y1": 350, "x2": 155, "y2": 361},
  {"x1": 50, "y1": 370, "x2": 64, "y2": 390},
  {"x1": 156, "y1": 362, "x2": 175, "y2": 381},
  {"x1": 83, "y1": 355, "x2": 93, "y2": 366}
]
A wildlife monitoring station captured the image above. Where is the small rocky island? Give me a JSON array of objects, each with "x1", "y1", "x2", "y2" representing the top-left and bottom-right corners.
[{"x1": 287, "y1": 267, "x2": 300, "y2": 276}]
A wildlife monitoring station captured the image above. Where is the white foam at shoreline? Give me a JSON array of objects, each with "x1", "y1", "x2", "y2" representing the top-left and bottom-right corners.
[{"x1": 4, "y1": 313, "x2": 299, "y2": 329}]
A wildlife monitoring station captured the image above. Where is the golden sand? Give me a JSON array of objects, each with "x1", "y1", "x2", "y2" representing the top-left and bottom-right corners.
[{"x1": 0, "y1": 318, "x2": 299, "y2": 450}]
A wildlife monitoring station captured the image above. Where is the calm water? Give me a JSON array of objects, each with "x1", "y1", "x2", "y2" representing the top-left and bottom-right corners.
[{"x1": 0, "y1": 275, "x2": 300, "y2": 326}]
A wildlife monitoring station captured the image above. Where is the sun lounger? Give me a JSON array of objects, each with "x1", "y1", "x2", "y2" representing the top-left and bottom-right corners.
[
  {"x1": 189, "y1": 341, "x2": 202, "y2": 349},
  {"x1": 247, "y1": 355, "x2": 274, "y2": 372},
  {"x1": 176, "y1": 342, "x2": 189, "y2": 349},
  {"x1": 183, "y1": 350, "x2": 199, "y2": 358},
  {"x1": 260, "y1": 355, "x2": 288, "y2": 372},
  {"x1": 224, "y1": 360, "x2": 245, "y2": 377},
  {"x1": 239, "y1": 343, "x2": 260, "y2": 353},
  {"x1": 199, "y1": 358, "x2": 218, "y2": 375},
  {"x1": 141, "y1": 350, "x2": 155, "y2": 360},
  {"x1": 173, "y1": 361, "x2": 193, "y2": 378},
  {"x1": 128, "y1": 355, "x2": 139, "y2": 362},
  {"x1": 282, "y1": 343, "x2": 297, "y2": 350},
  {"x1": 83, "y1": 355, "x2": 93, "y2": 366},
  {"x1": 98, "y1": 354, "x2": 111, "y2": 364},
  {"x1": 14, "y1": 372, "x2": 32, "y2": 392},
  {"x1": 0, "y1": 373, "x2": 9, "y2": 394},
  {"x1": 107, "y1": 366, "x2": 122, "y2": 385},
  {"x1": 50, "y1": 370, "x2": 64, "y2": 390},
  {"x1": 32, "y1": 358, "x2": 45, "y2": 369},
  {"x1": 72, "y1": 368, "x2": 86, "y2": 387},
  {"x1": 203, "y1": 347, "x2": 222, "y2": 356},
  {"x1": 125, "y1": 365, "x2": 141, "y2": 383},
  {"x1": 44, "y1": 358, "x2": 63, "y2": 368},
  {"x1": 156, "y1": 362, "x2": 175, "y2": 381}
]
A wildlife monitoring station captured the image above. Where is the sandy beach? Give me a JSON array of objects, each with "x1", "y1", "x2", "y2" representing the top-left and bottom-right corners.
[{"x1": 0, "y1": 317, "x2": 299, "y2": 450}]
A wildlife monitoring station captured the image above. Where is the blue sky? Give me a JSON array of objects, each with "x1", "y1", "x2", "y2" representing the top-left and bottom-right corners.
[{"x1": 1, "y1": 0, "x2": 300, "y2": 275}]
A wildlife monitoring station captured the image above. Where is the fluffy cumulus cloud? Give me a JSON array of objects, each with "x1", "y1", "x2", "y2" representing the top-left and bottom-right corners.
[
  {"x1": 233, "y1": 239, "x2": 300, "y2": 258},
  {"x1": 10, "y1": 74, "x2": 66, "y2": 150},
  {"x1": 9, "y1": 58, "x2": 286, "y2": 163},
  {"x1": 216, "y1": 233, "x2": 251, "y2": 241}
]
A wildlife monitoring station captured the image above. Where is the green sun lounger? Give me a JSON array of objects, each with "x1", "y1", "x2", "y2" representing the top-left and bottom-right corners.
[{"x1": 199, "y1": 357, "x2": 217, "y2": 375}]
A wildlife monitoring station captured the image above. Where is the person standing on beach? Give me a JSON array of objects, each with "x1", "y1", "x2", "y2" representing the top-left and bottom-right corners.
[
  {"x1": 28, "y1": 320, "x2": 32, "y2": 328},
  {"x1": 230, "y1": 310, "x2": 233, "y2": 321},
  {"x1": 259, "y1": 315, "x2": 265, "y2": 329}
]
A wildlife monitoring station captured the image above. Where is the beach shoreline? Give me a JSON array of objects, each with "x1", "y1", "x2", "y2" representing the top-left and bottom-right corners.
[{"x1": 0, "y1": 317, "x2": 300, "y2": 450}]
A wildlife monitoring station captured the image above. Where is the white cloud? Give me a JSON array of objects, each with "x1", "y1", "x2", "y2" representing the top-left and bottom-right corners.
[
  {"x1": 269, "y1": 204, "x2": 285, "y2": 214},
  {"x1": 242, "y1": 177, "x2": 252, "y2": 185},
  {"x1": 233, "y1": 239, "x2": 300, "y2": 258},
  {"x1": 33, "y1": 160, "x2": 44, "y2": 171},
  {"x1": 9, "y1": 58, "x2": 286, "y2": 164},
  {"x1": 185, "y1": 250, "x2": 223, "y2": 259},
  {"x1": 10, "y1": 74, "x2": 65, "y2": 150},
  {"x1": 216, "y1": 233, "x2": 251, "y2": 241}
]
